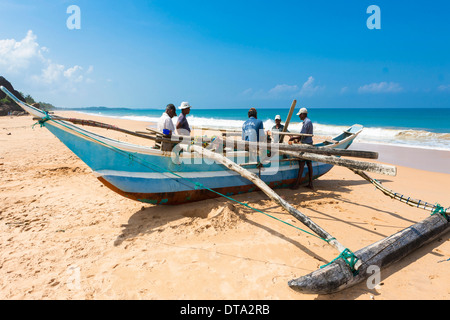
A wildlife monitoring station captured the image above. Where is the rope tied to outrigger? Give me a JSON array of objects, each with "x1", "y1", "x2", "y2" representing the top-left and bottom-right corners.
[
  {"x1": 32, "y1": 112, "x2": 51, "y2": 129},
  {"x1": 320, "y1": 248, "x2": 360, "y2": 275},
  {"x1": 431, "y1": 204, "x2": 449, "y2": 221}
]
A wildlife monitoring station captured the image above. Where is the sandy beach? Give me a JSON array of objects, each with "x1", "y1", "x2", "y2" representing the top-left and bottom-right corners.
[{"x1": 1, "y1": 111, "x2": 449, "y2": 301}]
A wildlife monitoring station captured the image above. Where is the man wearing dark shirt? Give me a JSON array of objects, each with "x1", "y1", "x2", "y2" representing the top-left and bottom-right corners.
[
  {"x1": 242, "y1": 108, "x2": 265, "y2": 142},
  {"x1": 176, "y1": 101, "x2": 192, "y2": 136},
  {"x1": 289, "y1": 108, "x2": 314, "y2": 190},
  {"x1": 271, "y1": 114, "x2": 289, "y2": 143}
]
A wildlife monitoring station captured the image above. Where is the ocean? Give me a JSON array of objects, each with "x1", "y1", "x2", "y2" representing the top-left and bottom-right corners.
[{"x1": 71, "y1": 107, "x2": 450, "y2": 151}]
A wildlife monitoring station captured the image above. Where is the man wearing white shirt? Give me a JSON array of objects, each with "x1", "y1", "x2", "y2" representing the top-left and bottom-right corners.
[{"x1": 157, "y1": 104, "x2": 176, "y2": 135}]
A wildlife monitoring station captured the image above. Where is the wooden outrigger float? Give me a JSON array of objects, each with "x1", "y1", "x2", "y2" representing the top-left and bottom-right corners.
[
  {"x1": 289, "y1": 209, "x2": 449, "y2": 294},
  {"x1": 2, "y1": 86, "x2": 448, "y2": 295},
  {"x1": 189, "y1": 146, "x2": 449, "y2": 294}
]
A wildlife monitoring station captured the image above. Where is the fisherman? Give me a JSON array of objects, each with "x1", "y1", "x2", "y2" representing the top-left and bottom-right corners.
[
  {"x1": 157, "y1": 103, "x2": 176, "y2": 135},
  {"x1": 289, "y1": 107, "x2": 314, "y2": 190},
  {"x1": 270, "y1": 114, "x2": 289, "y2": 143},
  {"x1": 176, "y1": 101, "x2": 192, "y2": 136},
  {"x1": 272, "y1": 115, "x2": 285, "y2": 132},
  {"x1": 156, "y1": 104, "x2": 177, "y2": 151},
  {"x1": 242, "y1": 107, "x2": 265, "y2": 142}
]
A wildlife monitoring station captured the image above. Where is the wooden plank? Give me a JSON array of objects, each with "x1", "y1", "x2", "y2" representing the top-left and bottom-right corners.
[
  {"x1": 223, "y1": 138, "x2": 379, "y2": 159},
  {"x1": 280, "y1": 100, "x2": 297, "y2": 142},
  {"x1": 281, "y1": 150, "x2": 396, "y2": 176},
  {"x1": 192, "y1": 126, "x2": 242, "y2": 133},
  {"x1": 271, "y1": 131, "x2": 313, "y2": 137},
  {"x1": 351, "y1": 169, "x2": 449, "y2": 212},
  {"x1": 37, "y1": 116, "x2": 160, "y2": 142}
]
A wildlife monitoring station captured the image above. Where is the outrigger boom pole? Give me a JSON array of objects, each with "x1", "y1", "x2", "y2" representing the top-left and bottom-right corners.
[{"x1": 188, "y1": 144, "x2": 361, "y2": 270}]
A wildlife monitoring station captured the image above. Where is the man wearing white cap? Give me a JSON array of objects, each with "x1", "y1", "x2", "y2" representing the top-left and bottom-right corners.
[
  {"x1": 176, "y1": 101, "x2": 192, "y2": 136},
  {"x1": 289, "y1": 107, "x2": 314, "y2": 190},
  {"x1": 270, "y1": 115, "x2": 289, "y2": 143},
  {"x1": 290, "y1": 108, "x2": 313, "y2": 144},
  {"x1": 272, "y1": 115, "x2": 285, "y2": 132}
]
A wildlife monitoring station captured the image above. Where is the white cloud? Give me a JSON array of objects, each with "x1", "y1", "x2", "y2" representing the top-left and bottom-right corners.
[
  {"x1": 0, "y1": 30, "x2": 44, "y2": 72},
  {"x1": 358, "y1": 82, "x2": 403, "y2": 93},
  {"x1": 268, "y1": 84, "x2": 299, "y2": 95},
  {"x1": 39, "y1": 62, "x2": 65, "y2": 84},
  {"x1": 242, "y1": 76, "x2": 324, "y2": 100},
  {"x1": 242, "y1": 84, "x2": 298, "y2": 99},
  {"x1": 241, "y1": 88, "x2": 253, "y2": 96},
  {"x1": 299, "y1": 76, "x2": 324, "y2": 96},
  {"x1": 438, "y1": 84, "x2": 450, "y2": 92},
  {"x1": 64, "y1": 65, "x2": 84, "y2": 82},
  {"x1": 0, "y1": 30, "x2": 94, "y2": 90}
]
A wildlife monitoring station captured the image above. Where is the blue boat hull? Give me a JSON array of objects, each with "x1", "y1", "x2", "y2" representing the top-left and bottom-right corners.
[{"x1": 45, "y1": 120, "x2": 337, "y2": 204}]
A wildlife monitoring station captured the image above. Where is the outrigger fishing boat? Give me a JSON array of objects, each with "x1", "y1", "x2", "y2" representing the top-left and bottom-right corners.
[
  {"x1": 1, "y1": 87, "x2": 378, "y2": 205},
  {"x1": 2, "y1": 86, "x2": 448, "y2": 294}
]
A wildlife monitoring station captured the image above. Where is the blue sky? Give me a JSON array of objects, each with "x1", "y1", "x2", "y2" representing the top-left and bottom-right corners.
[{"x1": 0, "y1": 0, "x2": 449, "y2": 109}]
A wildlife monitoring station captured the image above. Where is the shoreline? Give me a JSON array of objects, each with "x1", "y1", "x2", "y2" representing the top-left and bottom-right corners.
[{"x1": 352, "y1": 142, "x2": 450, "y2": 174}]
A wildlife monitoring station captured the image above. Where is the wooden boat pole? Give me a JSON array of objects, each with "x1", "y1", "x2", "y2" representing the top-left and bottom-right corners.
[
  {"x1": 280, "y1": 99, "x2": 297, "y2": 142},
  {"x1": 351, "y1": 169, "x2": 449, "y2": 212},
  {"x1": 281, "y1": 150, "x2": 397, "y2": 176},
  {"x1": 223, "y1": 137, "x2": 379, "y2": 159},
  {"x1": 216, "y1": 133, "x2": 377, "y2": 158},
  {"x1": 34, "y1": 116, "x2": 162, "y2": 142},
  {"x1": 189, "y1": 144, "x2": 351, "y2": 256}
]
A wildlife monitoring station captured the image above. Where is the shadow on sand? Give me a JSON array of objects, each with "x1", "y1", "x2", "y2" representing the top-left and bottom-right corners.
[{"x1": 113, "y1": 175, "x2": 447, "y2": 299}]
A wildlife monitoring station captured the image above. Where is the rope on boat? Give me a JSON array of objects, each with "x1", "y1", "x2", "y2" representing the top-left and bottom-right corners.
[
  {"x1": 32, "y1": 112, "x2": 51, "y2": 129},
  {"x1": 35, "y1": 114, "x2": 336, "y2": 244},
  {"x1": 351, "y1": 169, "x2": 449, "y2": 219},
  {"x1": 431, "y1": 204, "x2": 449, "y2": 220},
  {"x1": 320, "y1": 248, "x2": 360, "y2": 275}
]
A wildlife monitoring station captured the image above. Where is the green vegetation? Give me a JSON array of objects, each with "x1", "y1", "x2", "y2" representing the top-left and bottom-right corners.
[
  {"x1": 1, "y1": 89, "x2": 56, "y2": 116},
  {"x1": 0, "y1": 96, "x2": 12, "y2": 105},
  {"x1": 23, "y1": 94, "x2": 35, "y2": 104},
  {"x1": 38, "y1": 102, "x2": 56, "y2": 111},
  {"x1": 10, "y1": 92, "x2": 55, "y2": 111}
]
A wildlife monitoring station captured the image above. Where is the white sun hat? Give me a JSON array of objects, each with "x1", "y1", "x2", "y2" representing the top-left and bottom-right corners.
[
  {"x1": 275, "y1": 115, "x2": 281, "y2": 120},
  {"x1": 179, "y1": 101, "x2": 192, "y2": 110},
  {"x1": 296, "y1": 107, "x2": 308, "y2": 115}
]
